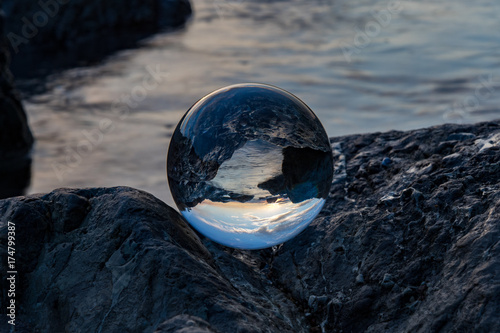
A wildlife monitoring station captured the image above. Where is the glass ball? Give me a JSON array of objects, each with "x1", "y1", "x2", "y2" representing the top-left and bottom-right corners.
[{"x1": 167, "y1": 83, "x2": 333, "y2": 249}]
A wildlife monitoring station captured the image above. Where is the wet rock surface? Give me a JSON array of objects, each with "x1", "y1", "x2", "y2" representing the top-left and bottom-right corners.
[{"x1": 1, "y1": 121, "x2": 499, "y2": 332}]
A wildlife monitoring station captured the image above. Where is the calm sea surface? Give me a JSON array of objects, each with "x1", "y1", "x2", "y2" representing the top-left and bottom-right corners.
[{"x1": 23, "y1": 0, "x2": 500, "y2": 206}]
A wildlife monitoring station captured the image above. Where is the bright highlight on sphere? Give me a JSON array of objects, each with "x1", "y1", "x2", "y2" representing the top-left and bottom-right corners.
[{"x1": 167, "y1": 83, "x2": 333, "y2": 249}]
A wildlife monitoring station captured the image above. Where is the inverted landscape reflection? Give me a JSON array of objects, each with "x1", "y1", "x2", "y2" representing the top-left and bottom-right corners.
[
  {"x1": 183, "y1": 198, "x2": 325, "y2": 249},
  {"x1": 167, "y1": 83, "x2": 333, "y2": 249}
]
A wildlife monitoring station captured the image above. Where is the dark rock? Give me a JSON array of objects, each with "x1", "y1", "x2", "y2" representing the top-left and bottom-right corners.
[
  {"x1": 0, "y1": 10, "x2": 33, "y2": 199},
  {"x1": 381, "y1": 156, "x2": 392, "y2": 167},
  {"x1": 258, "y1": 146, "x2": 333, "y2": 203},
  {"x1": 1, "y1": 120, "x2": 500, "y2": 332},
  {"x1": 3, "y1": 0, "x2": 192, "y2": 51},
  {"x1": 155, "y1": 315, "x2": 216, "y2": 333},
  {"x1": 271, "y1": 120, "x2": 500, "y2": 332},
  {"x1": 2, "y1": 0, "x2": 192, "y2": 89},
  {"x1": 0, "y1": 187, "x2": 305, "y2": 332},
  {"x1": 446, "y1": 132, "x2": 476, "y2": 141}
]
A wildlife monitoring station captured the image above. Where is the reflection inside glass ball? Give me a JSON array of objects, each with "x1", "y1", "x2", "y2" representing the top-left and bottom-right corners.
[{"x1": 167, "y1": 83, "x2": 333, "y2": 249}]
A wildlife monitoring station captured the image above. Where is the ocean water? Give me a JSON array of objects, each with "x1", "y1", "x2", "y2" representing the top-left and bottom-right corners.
[{"x1": 22, "y1": 0, "x2": 500, "y2": 206}]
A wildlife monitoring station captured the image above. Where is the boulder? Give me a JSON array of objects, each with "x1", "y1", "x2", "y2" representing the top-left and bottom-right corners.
[
  {"x1": 0, "y1": 121, "x2": 499, "y2": 332},
  {"x1": 0, "y1": 187, "x2": 305, "y2": 332}
]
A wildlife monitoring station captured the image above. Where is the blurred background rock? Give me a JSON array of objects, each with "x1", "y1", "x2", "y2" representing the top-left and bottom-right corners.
[
  {"x1": 0, "y1": 9, "x2": 33, "y2": 199},
  {"x1": 2, "y1": 0, "x2": 191, "y2": 92}
]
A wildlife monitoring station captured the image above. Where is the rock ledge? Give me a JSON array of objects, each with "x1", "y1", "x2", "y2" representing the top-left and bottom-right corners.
[{"x1": 1, "y1": 121, "x2": 499, "y2": 332}]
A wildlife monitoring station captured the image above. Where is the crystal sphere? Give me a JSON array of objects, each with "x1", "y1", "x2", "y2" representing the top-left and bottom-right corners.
[{"x1": 167, "y1": 83, "x2": 333, "y2": 249}]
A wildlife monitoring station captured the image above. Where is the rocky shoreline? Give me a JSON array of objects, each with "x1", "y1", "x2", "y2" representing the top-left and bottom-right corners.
[
  {"x1": 1, "y1": 120, "x2": 499, "y2": 332},
  {"x1": 2, "y1": 0, "x2": 192, "y2": 90},
  {"x1": 2, "y1": 0, "x2": 191, "y2": 52}
]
